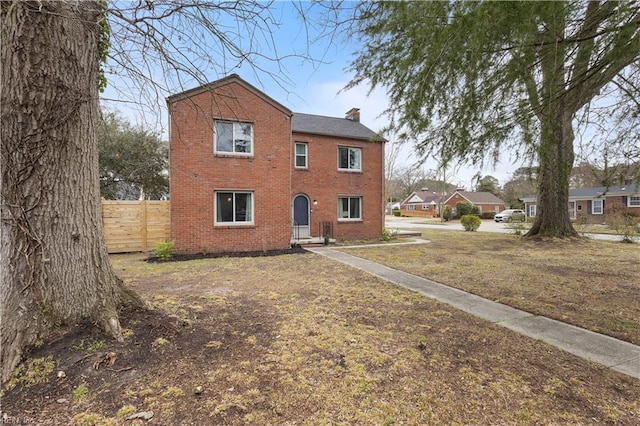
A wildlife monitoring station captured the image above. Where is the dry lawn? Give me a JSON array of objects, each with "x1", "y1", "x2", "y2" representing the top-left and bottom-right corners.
[
  {"x1": 344, "y1": 230, "x2": 640, "y2": 346},
  {"x1": 2, "y1": 249, "x2": 639, "y2": 425}
]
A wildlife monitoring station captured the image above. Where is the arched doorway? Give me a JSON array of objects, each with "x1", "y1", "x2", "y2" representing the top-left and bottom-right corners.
[{"x1": 292, "y1": 194, "x2": 310, "y2": 238}]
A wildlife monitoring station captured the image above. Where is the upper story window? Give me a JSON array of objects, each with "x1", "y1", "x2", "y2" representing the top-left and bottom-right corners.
[
  {"x1": 338, "y1": 146, "x2": 361, "y2": 171},
  {"x1": 629, "y1": 196, "x2": 640, "y2": 207},
  {"x1": 215, "y1": 191, "x2": 253, "y2": 225},
  {"x1": 295, "y1": 142, "x2": 308, "y2": 168},
  {"x1": 215, "y1": 121, "x2": 253, "y2": 155}
]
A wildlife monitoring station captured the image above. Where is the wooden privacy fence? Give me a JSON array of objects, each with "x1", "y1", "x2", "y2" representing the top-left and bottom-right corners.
[{"x1": 102, "y1": 200, "x2": 170, "y2": 253}]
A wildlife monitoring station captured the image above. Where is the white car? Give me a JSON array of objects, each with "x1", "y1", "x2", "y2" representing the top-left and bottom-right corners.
[{"x1": 494, "y1": 209, "x2": 526, "y2": 223}]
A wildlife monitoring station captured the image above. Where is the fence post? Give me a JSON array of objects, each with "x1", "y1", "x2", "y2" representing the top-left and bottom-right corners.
[{"x1": 141, "y1": 200, "x2": 148, "y2": 252}]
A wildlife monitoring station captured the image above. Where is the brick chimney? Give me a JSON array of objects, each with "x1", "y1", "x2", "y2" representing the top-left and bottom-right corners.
[{"x1": 345, "y1": 108, "x2": 360, "y2": 122}]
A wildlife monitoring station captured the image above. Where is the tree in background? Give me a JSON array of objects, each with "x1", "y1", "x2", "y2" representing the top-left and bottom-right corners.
[
  {"x1": 348, "y1": 1, "x2": 640, "y2": 238},
  {"x1": 98, "y1": 112, "x2": 168, "y2": 200},
  {"x1": 475, "y1": 175, "x2": 502, "y2": 197},
  {"x1": 502, "y1": 167, "x2": 539, "y2": 209}
]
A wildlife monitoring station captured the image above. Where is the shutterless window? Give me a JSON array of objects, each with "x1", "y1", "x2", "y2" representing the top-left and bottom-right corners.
[
  {"x1": 629, "y1": 196, "x2": 640, "y2": 207},
  {"x1": 215, "y1": 191, "x2": 253, "y2": 224},
  {"x1": 338, "y1": 147, "x2": 361, "y2": 171},
  {"x1": 295, "y1": 142, "x2": 308, "y2": 168},
  {"x1": 215, "y1": 121, "x2": 253, "y2": 154},
  {"x1": 338, "y1": 196, "x2": 362, "y2": 220}
]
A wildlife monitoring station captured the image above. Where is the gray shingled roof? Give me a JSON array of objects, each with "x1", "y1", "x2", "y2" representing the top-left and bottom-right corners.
[
  {"x1": 292, "y1": 113, "x2": 384, "y2": 141},
  {"x1": 522, "y1": 183, "x2": 640, "y2": 201}
]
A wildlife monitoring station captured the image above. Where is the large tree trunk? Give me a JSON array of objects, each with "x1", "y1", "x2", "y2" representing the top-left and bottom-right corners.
[
  {"x1": 526, "y1": 112, "x2": 579, "y2": 238},
  {"x1": 1, "y1": 1, "x2": 143, "y2": 382}
]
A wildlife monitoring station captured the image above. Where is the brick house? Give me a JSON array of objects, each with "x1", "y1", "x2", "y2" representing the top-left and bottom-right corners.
[
  {"x1": 167, "y1": 75, "x2": 385, "y2": 254},
  {"x1": 443, "y1": 190, "x2": 507, "y2": 215},
  {"x1": 399, "y1": 188, "x2": 444, "y2": 217},
  {"x1": 521, "y1": 183, "x2": 640, "y2": 221}
]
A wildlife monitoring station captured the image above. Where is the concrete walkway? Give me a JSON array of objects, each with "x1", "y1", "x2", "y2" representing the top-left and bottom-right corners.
[{"x1": 307, "y1": 245, "x2": 640, "y2": 379}]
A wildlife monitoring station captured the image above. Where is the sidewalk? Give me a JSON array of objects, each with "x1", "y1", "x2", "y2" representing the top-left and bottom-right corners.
[{"x1": 307, "y1": 246, "x2": 640, "y2": 379}]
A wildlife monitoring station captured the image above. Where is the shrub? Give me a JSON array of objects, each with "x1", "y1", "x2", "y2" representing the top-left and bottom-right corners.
[
  {"x1": 506, "y1": 211, "x2": 526, "y2": 223},
  {"x1": 573, "y1": 216, "x2": 591, "y2": 237},
  {"x1": 442, "y1": 205, "x2": 453, "y2": 221},
  {"x1": 155, "y1": 241, "x2": 175, "y2": 261},
  {"x1": 456, "y1": 201, "x2": 474, "y2": 218},
  {"x1": 392, "y1": 208, "x2": 401, "y2": 217},
  {"x1": 381, "y1": 227, "x2": 396, "y2": 242},
  {"x1": 607, "y1": 211, "x2": 639, "y2": 243},
  {"x1": 507, "y1": 221, "x2": 528, "y2": 235},
  {"x1": 479, "y1": 211, "x2": 496, "y2": 220},
  {"x1": 460, "y1": 215, "x2": 481, "y2": 231}
]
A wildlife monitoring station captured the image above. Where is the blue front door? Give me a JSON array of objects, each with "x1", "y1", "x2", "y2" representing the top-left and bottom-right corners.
[{"x1": 293, "y1": 195, "x2": 310, "y2": 238}]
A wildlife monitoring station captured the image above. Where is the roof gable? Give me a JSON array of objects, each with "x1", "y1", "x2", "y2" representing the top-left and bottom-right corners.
[
  {"x1": 166, "y1": 74, "x2": 292, "y2": 116},
  {"x1": 445, "y1": 191, "x2": 505, "y2": 205}
]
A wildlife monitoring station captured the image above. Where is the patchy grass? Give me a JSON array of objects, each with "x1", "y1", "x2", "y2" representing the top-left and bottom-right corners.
[
  {"x1": 1, "y1": 251, "x2": 638, "y2": 425},
  {"x1": 344, "y1": 229, "x2": 640, "y2": 345}
]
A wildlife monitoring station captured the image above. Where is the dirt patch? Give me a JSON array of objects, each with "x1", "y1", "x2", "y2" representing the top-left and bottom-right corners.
[{"x1": 2, "y1": 251, "x2": 639, "y2": 425}]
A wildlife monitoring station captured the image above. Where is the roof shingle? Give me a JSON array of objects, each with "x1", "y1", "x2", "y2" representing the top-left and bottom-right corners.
[{"x1": 292, "y1": 112, "x2": 384, "y2": 142}]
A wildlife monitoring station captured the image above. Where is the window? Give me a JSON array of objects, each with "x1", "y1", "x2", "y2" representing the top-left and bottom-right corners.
[
  {"x1": 529, "y1": 205, "x2": 537, "y2": 217},
  {"x1": 215, "y1": 191, "x2": 253, "y2": 224},
  {"x1": 577, "y1": 204, "x2": 582, "y2": 211},
  {"x1": 338, "y1": 196, "x2": 362, "y2": 220},
  {"x1": 295, "y1": 142, "x2": 308, "y2": 168},
  {"x1": 215, "y1": 121, "x2": 253, "y2": 155},
  {"x1": 338, "y1": 146, "x2": 362, "y2": 171},
  {"x1": 592, "y1": 199, "x2": 603, "y2": 215},
  {"x1": 407, "y1": 204, "x2": 416, "y2": 211},
  {"x1": 629, "y1": 196, "x2": 640, "y2": 207},
  {"x1": 422, "y1": 203, "x2": 429, "y2": 210}
]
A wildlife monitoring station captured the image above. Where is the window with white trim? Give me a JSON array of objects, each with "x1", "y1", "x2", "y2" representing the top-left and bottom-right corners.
[
  {"x1": 295, "y1": 142, "x2": 308, "y2": 168},
  {"x1": 215, "y1": 121, "x2": 253, "y2": 155},
  {"x1": 529, "y1": 205, "x2": 537, "y2": 217},
  {"x1": 338, "y1": 146, "x2": 362, "y2": 171},
  {"x1": 407, "y1": 204, "x2": 416, "y2": 211},
  {"x1": 215, "y1": 191, "x2": 253, "y2": 224},
  {"x1": 338, "y1": 196, "x2": 362, "y2": 220},
  {"x1": 422, "y1": 203, "x2": 429, "y2": 210},
  {"x1": 629, "y1": 196, "x2": 640, "y2": 207},
  {"x1": 592, "y1": 199, "x2": 603, "y2": 215}
]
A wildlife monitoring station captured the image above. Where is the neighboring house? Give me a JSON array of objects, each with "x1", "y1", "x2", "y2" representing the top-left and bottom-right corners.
[
  {"x1": 399, "y1": 188, "x2": 444, "y2": 217},
  {"x1": 521, "y1": 183, "x2": 640, "y2": 220},
  {"x1": 443, "y1": 190, "x2": 507, "y2": 215},
  {"x1": 167, "y1": 74, "x2": 385, "y2": 254}
]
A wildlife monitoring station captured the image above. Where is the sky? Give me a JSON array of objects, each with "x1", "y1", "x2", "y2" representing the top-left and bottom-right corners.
[{"x1": 100, "y1": 1, "x2": 522, "y2": 189}]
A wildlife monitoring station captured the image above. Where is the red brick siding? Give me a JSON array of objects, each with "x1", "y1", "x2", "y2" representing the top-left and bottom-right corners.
[
  {"x1": 169, "y1": 82, "x2": 292, "y2": 254},
  {"x1": 291, "y1": 133, "x2": 384, "y2": 241},
  {"x1": 444, "y1": 194, "x2": 504, "y2": 214}
]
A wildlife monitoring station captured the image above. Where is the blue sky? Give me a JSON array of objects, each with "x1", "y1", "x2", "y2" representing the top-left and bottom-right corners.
[{"x1": 101, "y1": 1, "x2": 520, "y2": 189}]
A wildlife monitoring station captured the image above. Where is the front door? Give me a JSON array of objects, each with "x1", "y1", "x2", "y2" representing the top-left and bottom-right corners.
[{"x1": 293, "y1": 195, "x2": 310, "y2": 238}]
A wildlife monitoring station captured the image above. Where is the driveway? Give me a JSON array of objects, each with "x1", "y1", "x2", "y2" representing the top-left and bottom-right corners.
[{"x1": 384, "y1": 215, "x2": 624, "y2": 241}]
